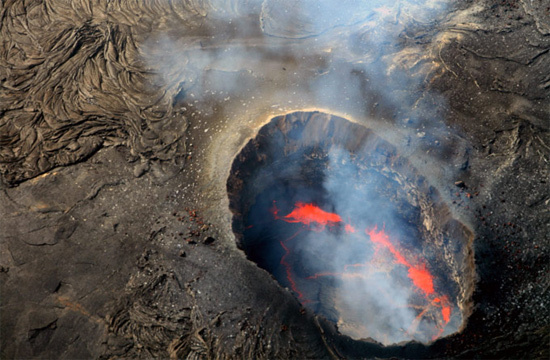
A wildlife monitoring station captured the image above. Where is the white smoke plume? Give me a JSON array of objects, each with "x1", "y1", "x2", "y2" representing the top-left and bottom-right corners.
[{"x1": 143, "y1": 0, "x2": 458, "y2": 346}]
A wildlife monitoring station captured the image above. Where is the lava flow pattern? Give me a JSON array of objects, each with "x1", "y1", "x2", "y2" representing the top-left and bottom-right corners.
[{"x1": 271, "y1": 201, "x2": 452, "y2": 341}]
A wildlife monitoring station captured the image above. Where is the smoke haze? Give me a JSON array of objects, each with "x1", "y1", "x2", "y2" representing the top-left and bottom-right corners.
[{"x1": 145, "y1": 0, "x2": 459, "y2": 346}]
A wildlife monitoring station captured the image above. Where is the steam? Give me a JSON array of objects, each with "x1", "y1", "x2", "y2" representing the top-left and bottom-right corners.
[
  {"x1": 241, "y1": 141, "x2": 456, "y2": 345},
  {"x1": 142, "y1": 0, "x2": 453, "y2": 132},
  {"x1": 309, "y1": 147, "x2": 427, "y2": 344},
  {"x1": 142, "y1": 0, "x2": 458, "y2": 346},
  {"x1": 278, "y1": 147, "x2": 405, "y2": 344}
]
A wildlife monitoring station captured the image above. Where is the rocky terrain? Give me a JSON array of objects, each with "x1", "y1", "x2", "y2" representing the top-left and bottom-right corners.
[{"x1": 1, "y1": 0, "x2": 548, "y2": 358}]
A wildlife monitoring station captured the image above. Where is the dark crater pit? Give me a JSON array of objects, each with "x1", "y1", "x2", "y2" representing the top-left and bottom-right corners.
[{"x1": 228, "y1": 111, "x2": 476, "y2": 345}]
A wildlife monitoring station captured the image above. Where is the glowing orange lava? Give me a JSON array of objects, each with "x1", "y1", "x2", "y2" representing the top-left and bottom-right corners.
[
  {"x1": 271, "y1": 202, "x2": 453, "y2": 341},
  {"x1": 278, "y1": 229, "x2": 310, "y2": 303},
  {"x1": 276, "y1": 202, "x2": 343, "y2": 228},
  {"x1": 442, "y1": 305, "x2": 451, "y2": 323},
  {"x1": 345, "y1": 224, "x2": 356, "y2": 233},
  {"x1": 367, "y1": 227, "x2": 435, "y2": 295}
]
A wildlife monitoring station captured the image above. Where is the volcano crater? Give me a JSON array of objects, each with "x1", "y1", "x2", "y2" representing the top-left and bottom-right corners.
[{"x1": 227, "y1": 111, "x2": 475, "y2": 345}]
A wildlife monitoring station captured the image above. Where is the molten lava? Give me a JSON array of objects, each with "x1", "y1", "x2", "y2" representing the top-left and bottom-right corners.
[
  {"x1": 271, "y1": 201, "x2": 453, "y2": 342},
  {"x1": 367, "y1": 227, "x2": 435, "y2": 295},
  {"x1": 273, "y1": 202, "x2": 343, "y2": 230},
  {"x1": 278, "y1": 229, "x2": 309, "y2": 303}
]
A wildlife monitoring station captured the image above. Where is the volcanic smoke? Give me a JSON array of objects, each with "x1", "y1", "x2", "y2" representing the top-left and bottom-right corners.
[{"x1": 271, "y1": 201, "x2": 452, "y2": 342}]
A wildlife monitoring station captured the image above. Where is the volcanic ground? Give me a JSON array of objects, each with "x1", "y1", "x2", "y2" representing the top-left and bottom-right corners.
[{"x1": 1, "y1": 0, "x2": 549, "y2": 359}]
